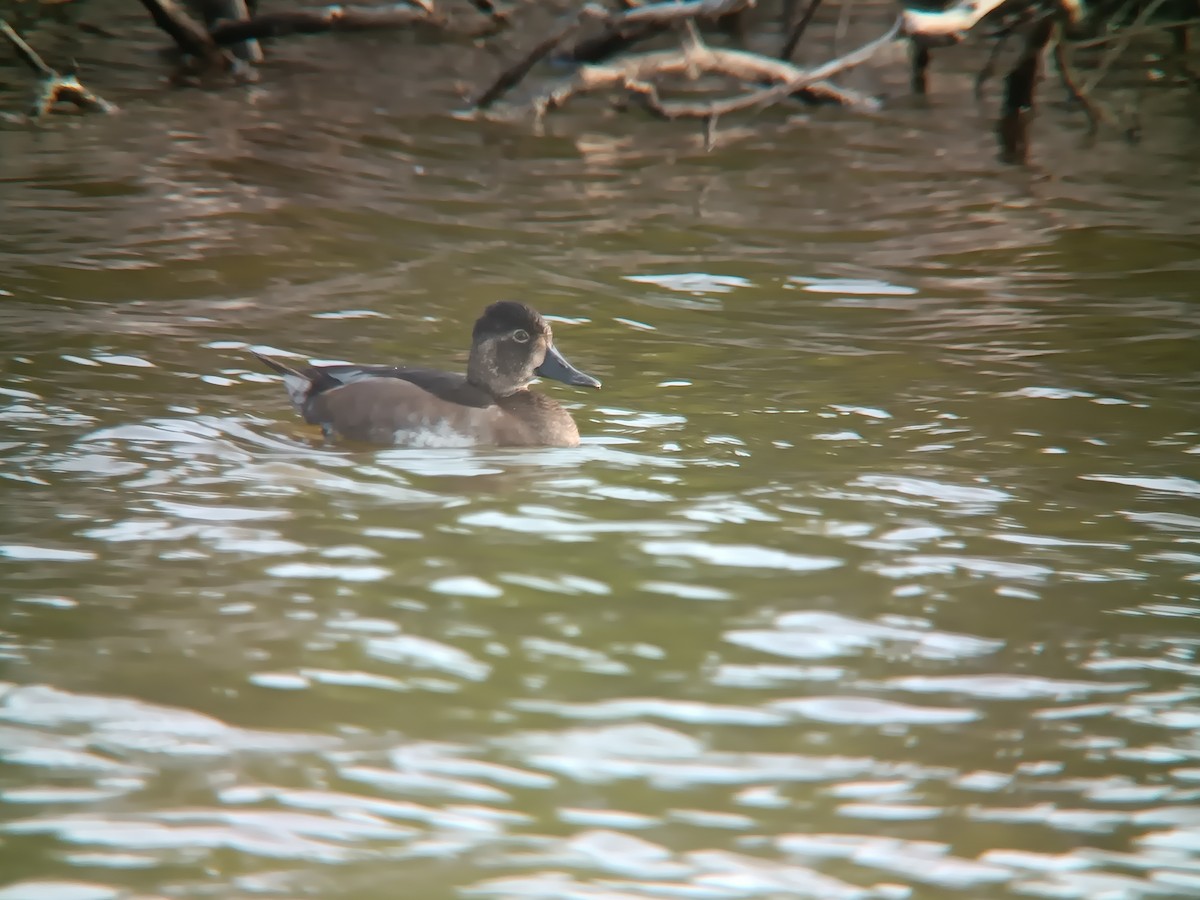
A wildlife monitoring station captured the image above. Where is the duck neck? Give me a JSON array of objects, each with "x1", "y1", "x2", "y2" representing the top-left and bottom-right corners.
[{"x1": 467, "y1": 360, "x2": 525, "y2": 398}]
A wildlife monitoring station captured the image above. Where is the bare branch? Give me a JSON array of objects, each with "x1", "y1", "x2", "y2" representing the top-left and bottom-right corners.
[
  {"x1": 30, "y1": 72, "x2": 118, "y2": 119},
  {"x1": 2, "y1": 20, "x2": 116, "y2": 118},
  {"x1": 209, "y1": 4, "x2": 434, "y2": 46},
  {"x1": 1, "y1": 19, "x2": 56, "y2": 78},
  {"x1": 1083, "y1": 0, "x2": 1171, "y2": 93},
  {"x1": 780, "y1": 0, "x2": 823, "y2": 61},
  {"x1": 674, "y1": 16, "x2": 901, "y2": 116},
  {"x1": 975, "y1": 30, "x2": 1010, "y2": 98},
  {"x1": 910, "y1": 39, "x2": 930, "y2": 94},
  {"x1": 619, "y1": 0, "x2": 750, "y2": 27},
  {"x1": 1052, "y1": 37, "x2": 1106, "y2": 132},
  {"x1": 200, "y1": 0, "x2": 263, "y2": 62},
  {"x1": 473, "y1": 5, "x2": 607, "y2": 110},
  {"x1": 1169, "y1": 20, "x2": 1200, "y2": 86},
  {"x1": 1070, "y1": 17, "x2": 1200, "y2": 49},
  {"x1": 537, "y1": 17, "x2": 899, "y2": 119},
  {"x1": 566, "y1": 21, "x2": 667, "y2": 64},
  {"x1": 2, "y1": 20, "x2": 117, "y2": 119},
  {"x1": 138, "y1": 0, "x2": 226, "y2": 62},
  {"x1": 902, "y1": 0, "x2": 1008, "y2": 43},
  {"x1": 997, "y1": 14, "x2": 1055, "y2": 164}
]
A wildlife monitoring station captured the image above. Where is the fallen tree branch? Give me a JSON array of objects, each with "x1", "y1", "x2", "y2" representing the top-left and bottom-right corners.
[
  {"x1": 975, "y1": 29, "x2": 1011, "y2": 97},
  {"x1": 902, "y1": 0, "x2": 1010, "y2": 44},
  {"x1": 565, "y1": 20, "x2": 668, "y2": 64},
  {"x1": 1083, "y1": 0, "x2": 1171, "y2": 92},
  {"x1": 562, "y1": 0, "x2": 750, "y2": 66},
  {"x1": 536, "y1": 17, "x2": 900, "y2": 119},
  {"x1": 1069, "y1": 16, "x2": 1200, "y2": 49},
  {"x1": 138, "y1": 0, "x2": 231, "y2": 67},
  {"x1": 201, "y1": 0, "x2": 263, "y2": 62},
  {"x1": 1169, "y1": 20, "x2": 1200, "y2": 86},
  {"x1": 474, "y1": 4, "x2": 608, "y2": 109},
  {"x1": 997, "y1": 13, "x2": 1055, "y2": 164},
  {"x1": 208, "y1": 4, "x2": 435, "y2": 46},
  {"x1": 780, "y1": 0, "x2": 823, "y2": 60},
  {"x1": 1052, "y1": 35, "x2": 1105, "y2": 131},
  {"x1": 1, "y1": 19, "x2": 117, "y2": 118},
  {"x1": 2, "y1": 17, "x2": 55, "y2": 78},
  {"x1": 910, "y1": 38, "x2": 930, "y2": 93},
  {"x1": 622, "y1": 68, "x2": 875, "y2": 118},
  {"x1": 479, "y1": 0, "x2": 755, "y2": 104},
  {"x1": 619, "y1": 0, "x2": 750, "y2": 27}
]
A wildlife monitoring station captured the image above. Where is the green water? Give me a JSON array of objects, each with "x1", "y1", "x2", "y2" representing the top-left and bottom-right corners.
[{"x1": 1, "y1": 9, "x2": 1199, "y2": 900}]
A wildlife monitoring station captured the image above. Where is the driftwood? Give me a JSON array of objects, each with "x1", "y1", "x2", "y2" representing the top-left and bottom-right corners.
[
  {"x1": 200, "y1": 0, "x2": 264, "y2": 62},
  {"x1": 557, "y1": 0, "x2": 752, "y2": 67},
  {"x1": 780, "y1": 0, "x2": 823, "y2": 61},
  {"x1": 902, "y1": 0, "x2": 1012, "y2": 45},
  {"x1": 1083, "y1": 0, "x2": 1171, "y2": 93},
  {"x1": 588, "y1": 18, "x2": 900, "y2": 119},
  {"x1": 138, "y1": 0, "x2": 440, "y2": 75},
  {"x1": 974, "y1": 29, "x2": 1011, "y2": 97},
  {"x1": 475, "y1": 1, "x2": 899, "y2": 125},
  {"x1": 566, "y1": 20, "x2": 669, "y2": 65},
  {"x1": 1, "y1": 19, "x2": 116, "y2": 118},
  {"x1": 475, "y1": 5, "x2": 605, "y2": 109},
  {"x1": 1052, "y1": 36, "x2": 1105, "y2": 131},
  {"x1": 902, "y1": 0, "x2": 1082, "y2": 44},
  {"x1": 138, "y1": 0, "x2": 235, "y2": 69},
  {"x1": 910, "y1": 39, "x2": 930, "y2": 94},
  {"x1": 997, "y1": 13, "x2": 1055, "y2": 164},
  {"x1": 209, "y1": 4, "x2": 437, "y2": 45}
]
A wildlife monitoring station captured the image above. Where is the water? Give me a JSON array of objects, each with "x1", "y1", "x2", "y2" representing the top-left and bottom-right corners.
[{"x1": 2, "y1": 6, "x2": 1199, "y2": 898}]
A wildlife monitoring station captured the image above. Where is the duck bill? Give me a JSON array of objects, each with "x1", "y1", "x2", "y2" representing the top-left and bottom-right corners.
[{"x1": 536, "y1": 344, "x2": 601, "y2": 389}]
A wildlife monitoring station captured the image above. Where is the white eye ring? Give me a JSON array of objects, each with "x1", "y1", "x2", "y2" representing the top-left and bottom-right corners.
[{"x1": 512, "y1": 329, "x2": 531, "y2": 343}]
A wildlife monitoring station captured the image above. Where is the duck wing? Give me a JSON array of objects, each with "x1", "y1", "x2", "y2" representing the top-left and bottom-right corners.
[
  {"x1": 304, "y1": 377, "x2": 518, "y2": 446},
  {"x1": 252, "y1": 354, "x2": 494, "y2": 409},
  {"x1": 313, "y1": 365, "x2": 494, "y2": 409},
  {"x1": 251, "y1": 352, "x2": 519, "y2": 446}
]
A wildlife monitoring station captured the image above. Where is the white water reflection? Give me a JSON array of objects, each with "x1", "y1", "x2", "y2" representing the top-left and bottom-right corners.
[{"x1": 726, "y1": 612, "x2": 1002, "y2": 662}]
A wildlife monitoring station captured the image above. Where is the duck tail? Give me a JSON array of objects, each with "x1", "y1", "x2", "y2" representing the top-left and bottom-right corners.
[{"x1": 251, "y1": 351, "x2": 316, "y2": 413}]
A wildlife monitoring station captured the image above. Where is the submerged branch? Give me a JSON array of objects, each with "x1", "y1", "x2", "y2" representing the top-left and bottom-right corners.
[
  {"x1": 473, "y1": 5, "x2": 606, "y2": 109},
  {"x1": 202, "y1": 0, "x2": 263, "y2": 62},
  {"x1": 565, "y1": 20, "x2": 668, "y2": 64},
  {"x1": 998, "y1": 14, "x2": 1055, "y2": 164},
  {"x1": 138, "y1": 0, "x2": 228, "y2": 64},
  {"x1": 1070, "y1": 16, "x2": 1200, "y2": 49},
  {"x1": 780, "y1": 0, "x2": 824, "y2": 61},
  {"x1": 1053, "y1": 37, "x2": 1105, "y2": 132},
  {"x1": 536, "y1": 17, "x2": 900, "y2": 119},
  {"x1": 2, "y1": 19, "x2": 117, "y2": 118},
  {"x1": 975, "y1": 29, "x2": 1011, "y2": 97},
  {"x1": 477, "y1": 0, "x2": 755, "y2": 107},
  {"x1": 1082, "y1": 0, "x2": 1171, "y2": 92},
  {"x1": 910, "y1": 38, "x2": 930, "y2": 94},
  {"x1": 30, "y1": 72, "x2": 118, "y2": 118},
  {"x1": 208, "y1": 4, "x2": 435, "y2": 45},
  {"x1": 1, "y1": 18, "x2": 56, "y2": 77}
]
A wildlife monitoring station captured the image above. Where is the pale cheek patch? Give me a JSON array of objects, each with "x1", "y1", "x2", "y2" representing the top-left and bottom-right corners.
[
  {"x1": 282, "y1": 374, "x2": 311, "y2": 410},
  {"x1": 393, "y1": 420, "x2": 479, "y2": 449}
]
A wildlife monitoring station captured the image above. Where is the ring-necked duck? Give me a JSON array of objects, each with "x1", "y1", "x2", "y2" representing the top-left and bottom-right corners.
[{"x1": 252, "y1": 301, "x2": 600, "y2": 448}]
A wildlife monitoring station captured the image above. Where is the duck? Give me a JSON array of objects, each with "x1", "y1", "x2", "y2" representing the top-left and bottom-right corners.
[{"x1": 251, "y1": 301, "x2": 601, "y2": 448}]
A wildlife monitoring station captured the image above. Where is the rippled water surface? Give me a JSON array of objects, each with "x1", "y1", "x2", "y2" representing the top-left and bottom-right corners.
[{"x1": 2, "y1": 7, "x2": 1200, "y2": 899}]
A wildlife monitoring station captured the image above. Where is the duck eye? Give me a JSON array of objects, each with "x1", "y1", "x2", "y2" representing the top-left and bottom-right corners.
[{"x1": 512, "y1": 329, "x2": 531, "y2": 343}]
